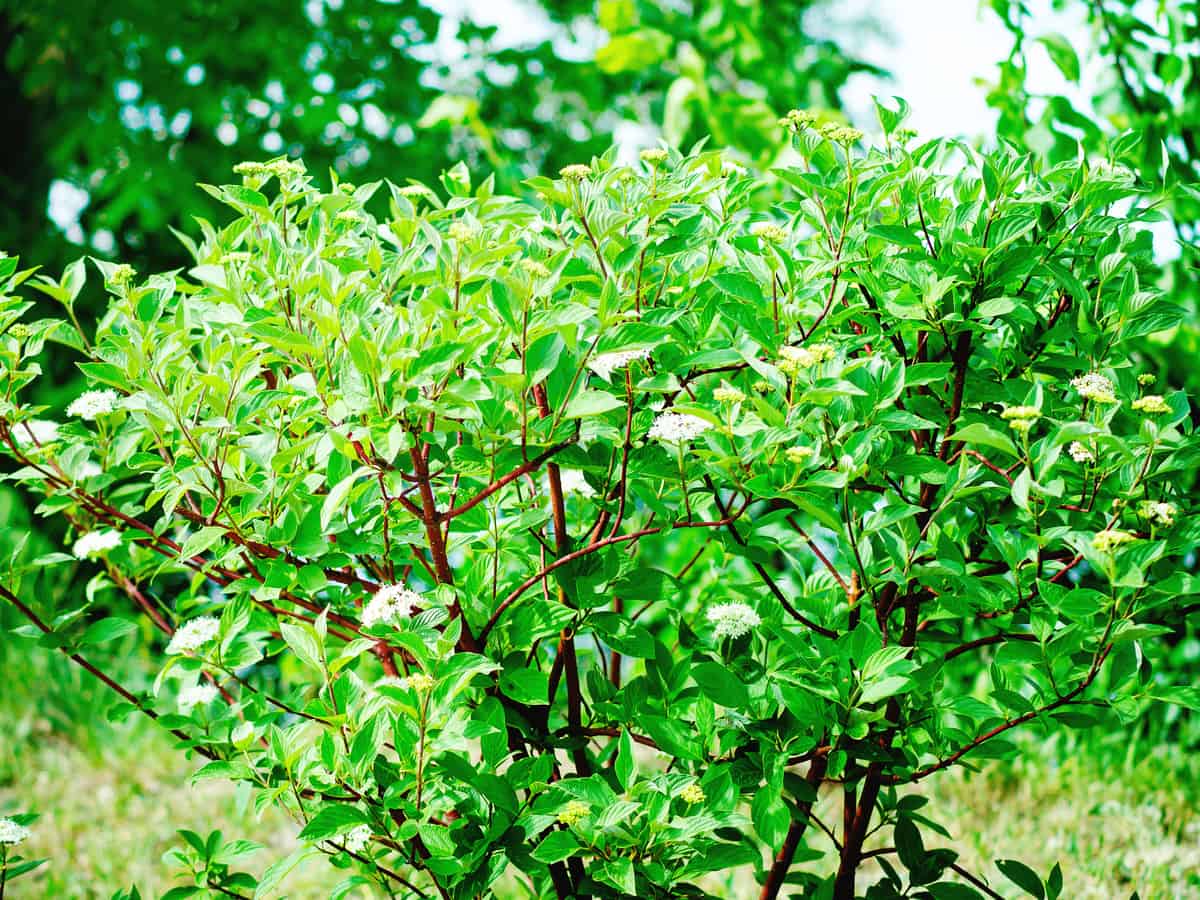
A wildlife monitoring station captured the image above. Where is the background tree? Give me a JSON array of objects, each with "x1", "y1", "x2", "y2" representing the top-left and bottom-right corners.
[{"x1": 0, "y1": 0, "x2": 877, "y2": 278}]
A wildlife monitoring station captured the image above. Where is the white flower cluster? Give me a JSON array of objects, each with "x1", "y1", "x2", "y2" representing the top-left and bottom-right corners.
[
  {"x1": 559, "y1": 163, "x2": 593, "y2": 181},
  {"x1": 706, "y1": 602, "x2": 762, "y2": 639},
  {"x1": 1070, "y1": 373, "x2": 1118, "y2": 405},
  {"x1": 519, "y1": 259, "x2": 550, "y2": 279},
  {"x1": 178, "y1": 683, "x2": 220, "y2": 711},
  {"x1": 1067, "y1": 441, "x2": 1095, "y2": 464},
  {"x1": 343, "y1": 824, "x2": 372, "y2": 854},
  {"x1": 588, "y1": 347, "x2": 651, "y2": 380},
  {"x1": 557, "y1": 800, "x2": 591, "y2": 826},
  {"x1": 448, "y1": 221, "x2": 478, "y2": 243},
  {"x1": 1092, "y1": 529, "x2": 1135, "y2": 553},
  {"x1": 1132, "y1": 395, "x2": 1171, "y2": 415},
  {"x1": 376, "y1": 673, "x2": 434, "y2": 693},
  {"x1": 0, "y1": 817, "x2": 31, "y2": 845},
  {"x1": 73, "y1": 530, "x2": 122, "y2": 559},
  {"x1": 67, "y1": 389, "x2": 121, "y2": 420},
  {"x1": 785, "y1": 446, "x2": 813, "y2": 464},
  {"x1": 1001, "y1": 405, "x2": 1040, "y2": 434},
  {"x1": 750, "y1": 222, "x2": 788, "y2": 243},
  {"x1": 648, "y1": 412, "x2": 713, "y2": 444},
  {"x1": 1138, "y1": 500, "x2": 1177, "y2": 527},
  {"x1": 778, "y1": 343, "x2": 835, "y2": 375},
  {"x1": 713, "y1": 385, "x2": 746, "y2": 404},
  {"x1": 166, "y1": 616, "x2": 221, "y2": 655},
  {"x1": 556, "y1": 469, "x2": 597, "y2": 498},
  {"x1": 14, "y1": 419, "x2": 59, "y2": 446},
  {"x1": 108, "y1": 264, "x2": 136, "y2": 288},
  {"x1": 362, "y1": 584, "x2": 421, "y2": 627}
]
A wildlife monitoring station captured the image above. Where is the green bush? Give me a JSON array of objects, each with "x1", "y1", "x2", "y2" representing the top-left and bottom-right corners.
[{"x1": 1, "y1": 107, "x2": 1196, "y2": 898}]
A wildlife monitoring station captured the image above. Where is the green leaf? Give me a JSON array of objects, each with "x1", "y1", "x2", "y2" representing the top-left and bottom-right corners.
[
  {"x1": 595, "y1": 29, "x2": 672, "y2": 74},
  {"x1": 615, "y1": 729, "x2": 636, "y2": 791},
  {"x1": 564, "y1": 389, "x2": 624, "y2": 419},
  {"x1": 974, "y1": 296, "x2": 1017, "y2": 319},
  {"x1": 1037, "y1": 34, "x2": 1080, "y2": 83},
  {"x1": 255, "y1": 848, "x2": 321, "y2": 898},
  {"x1": 711, "y1": 271, "x2": 760, "y2": 302},
  {"x1": 598, "y1": 0, "x2": 636, "y2": 32},
  {"x1": 948, "y1": 423, "x2": 1019, "y2": 458},
  {"x1": 178, "y1": 525, "x2": 228, "y2": 561},
  {"x1": 692, "y1": 662, "x2": 750, "y2": 708},
  {"x1": 532, "y1": 830, "x2": 580, "y2": 865},
  {"x1": 526, "y1": 333, "x2": 564, "y2": 387},
  {"x1": 81, "y1": 617, "x2": 138, "y2": 646},
  {"x1": 322, "y1": 468, "x2": 368, "y2": 531},
  {"x1": 997, "y1": 859, "x2": 1045, "y2": 899},
  {"x1": 297, "y1": 806, "x2": 367, "y2": 841},
  {"x1": 281, "y1": 621, "x2": 324, "y2": 672}
]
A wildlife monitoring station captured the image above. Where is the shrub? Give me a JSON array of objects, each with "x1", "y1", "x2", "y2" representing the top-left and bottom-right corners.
[{"x1": 1, "y1": 109, "x2": 1196, "y2": 898}]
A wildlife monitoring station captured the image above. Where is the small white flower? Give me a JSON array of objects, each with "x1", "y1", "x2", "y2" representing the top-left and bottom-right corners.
[
  {"x1": 1092, "y1": 530, "x2": 1135, "y2": 553},
  {"x1": 343, "y1": 824, "x2": 372, "y2": 854},
  {"x1": 778, "y1": 343, "x2": 835, "y2": 375},
  {"x1": 73, "y1": 530, "x2": 122, "y2": 559},
  {"x1": 1068, "y1": 441, "x2": 1094, "y2": 464},
  {"x1": 178, "y1": 683, "x2": 220, "y2": 711},
  {"x1": 706, "y1": 602, "x2": 761, "y2": 640},
  {"x1": 1132, "y1": 394, "x2": 1171, "y2": 415},
  {"x1": 713, "y1": 385, "x2": 746, "y2": 404},
  {"x1": 559, "y1": 163, "x2": 593, "y2": 181},
  {"x1": 0, "y1": 817, "x2": 30, "y2": 845},
  {"x1": 67, "y1": 389, "x2": 121, "y2": 420},
  {"x1": 1001, "y1": 405, "x2": 1041, "y2": 434},
  {"x1": 556, "y1": 469, "x2": 597, "y2": 498},
  {"x1": 1070, "y1": 373, "x2": 1118, "y2": 405},
  {"x1": 13, "y1": 419, "x2": 59, "y2": 446},
  {"x1": 1138, "y1": 500, "x2": 1177, "y2": 527},
  {"x1": 404, "y1": 672, "x2": 435, "y2": 693},
  {"x1": 750, "y1": 222, "x2": 788, "y2": 243},
  {"x1": 557, "y1": 800, "x2": 591, "y2": 826},
  {"x1": 785, "y1": 446, "x2": 813, "y2": 464},
  {"x1": 166, "y1": 616, "x2": 221, "y2": 655},
  {"x1": 648, "y1": 412, "x2": 713, "y2": 444},
  {"x1": 588, "y1": 347, "x2": 652, "y2": 380},
  {"x1": 448, "y1": 221, "x2": 478, "y2": 243},
  {"x1": 362, "y1": 584, "x2": 422, "y2": 627}
]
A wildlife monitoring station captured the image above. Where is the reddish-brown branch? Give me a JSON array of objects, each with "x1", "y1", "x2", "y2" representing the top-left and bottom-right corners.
[
  {"x1": 437, "y1": 438, "x2": 575, "y2": 522},
  {"x1": 708, "y1": 480, "x2": 837, "y2": 639},
  {"x1": 941, "y1": 631, "x2": 1036, "y2": 662},
  {"x1": 759, "y1": 754, "x2": 830, "y2": 900},
  {"x1": 408, "y1": 440, "x2": 480, "y2": 652},
  {"x1": 892, "y1": 646, "x2": 1112, "y2": 784},
  {"x1": 784, "y1": 514, "x2": 850, "y2": 594},
  {"x1": 479, "y1": 517, "x2": 737, "y2": 645},
  {"x1": 0, "y1": 584, "x2": 219, "y2": 760}
]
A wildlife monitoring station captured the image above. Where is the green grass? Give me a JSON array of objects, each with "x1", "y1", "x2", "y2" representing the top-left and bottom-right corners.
[{"x1": 2, "y1": 635, "x2": 1198, "y2": 898}]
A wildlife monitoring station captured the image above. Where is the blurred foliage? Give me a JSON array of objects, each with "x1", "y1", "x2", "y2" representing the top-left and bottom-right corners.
[
  {"x1": 0, "y1": 0, "x2": 877, "y2": 277},
  {"x1": 986, "y1": 0, "x2": 1200, "y2": 380},
  {"x1": 982, "y1": 0, "x2": 1200, "y2": 748}
]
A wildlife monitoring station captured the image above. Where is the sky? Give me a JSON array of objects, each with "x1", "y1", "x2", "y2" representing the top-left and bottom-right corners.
[{"x1": 820, "y1": 0, "x2": 1088, "y2": 140}]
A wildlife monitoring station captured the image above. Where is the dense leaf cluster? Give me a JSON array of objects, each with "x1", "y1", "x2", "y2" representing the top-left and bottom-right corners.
[{"x1": 0, "y1": 106, "x2": 1196, "y2": 898}]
